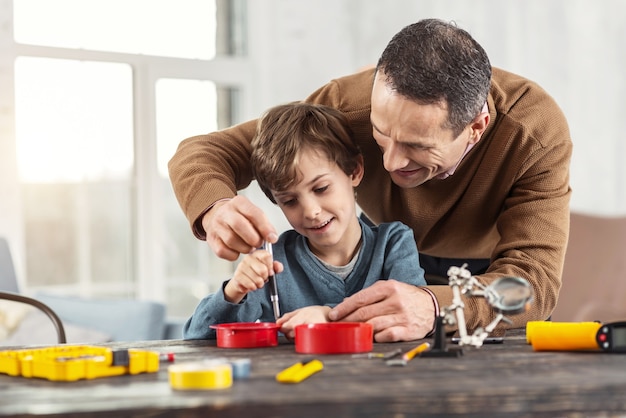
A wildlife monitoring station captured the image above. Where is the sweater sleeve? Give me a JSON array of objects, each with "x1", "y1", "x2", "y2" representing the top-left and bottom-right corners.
[
  {"x1": 167, "y1": 120, "x2": 258, "y2": 239},
  {"x1": 167, "y1": 70, "x2": 374, "y2": 239},
  {"x1": 379, "y1": 222, "x2": 426, "y2": 286},
  {"x1": 182, "y1": 280, "x2": 266, "y2": 340}
]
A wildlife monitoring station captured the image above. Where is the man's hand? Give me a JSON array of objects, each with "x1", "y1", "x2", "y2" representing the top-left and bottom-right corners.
[
  {"x1": 328, "y1": 280, "x2": 435, "y2": 342},
  {"x1": 276, "y1": 306, "x2": 332, "y2": 340},
  {"x1": 202, "y1": 195, "x2": 278, "y2": 261}
]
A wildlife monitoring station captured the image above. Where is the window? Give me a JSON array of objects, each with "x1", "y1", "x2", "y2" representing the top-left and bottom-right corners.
[
  {"x1": 13, "y1": 0, "x2": 218, "y2": 59},
  {"x1": 155, "y1": 78, "x2": 238, "y2": 316},
  {"x1": 15, "y1": 57, "x2": 134, "y2": 294},
  {"x1": 8, "y1": 0, "x2": 248, "y2": 319}
]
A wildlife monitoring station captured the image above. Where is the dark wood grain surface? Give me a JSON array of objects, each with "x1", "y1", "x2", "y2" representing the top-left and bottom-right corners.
[{"x1": 1, "y1": 331, "x2": 626, "y2": 417}]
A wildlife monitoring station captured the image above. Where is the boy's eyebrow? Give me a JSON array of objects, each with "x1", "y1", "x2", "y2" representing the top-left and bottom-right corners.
[
  {"x1": 272, "y1": 190, "x2": 292, "y2": 200},
  {"x1": 272, "y1": 173, "x2": 330, "y2": 199}
]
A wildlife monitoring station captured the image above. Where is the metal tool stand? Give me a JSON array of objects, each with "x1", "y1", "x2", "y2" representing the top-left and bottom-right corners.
[{"x1": 421, "y1": 315, "x2": 463, "y2": 358}]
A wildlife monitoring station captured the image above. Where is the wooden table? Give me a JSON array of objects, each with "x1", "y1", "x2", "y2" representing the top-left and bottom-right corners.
[{"x1": 1, "y1": 330, "x2": 626, "y2": 417}]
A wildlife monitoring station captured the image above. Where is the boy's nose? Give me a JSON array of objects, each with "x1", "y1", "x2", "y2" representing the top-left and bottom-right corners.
[{"x1": 303, "y1": 199, "x2": 321, "y2": 220}]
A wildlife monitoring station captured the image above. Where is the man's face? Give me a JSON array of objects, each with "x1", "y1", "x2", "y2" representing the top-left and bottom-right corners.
[{"x1": 370, "y1": 71, "x2": 476, "y2": 188}]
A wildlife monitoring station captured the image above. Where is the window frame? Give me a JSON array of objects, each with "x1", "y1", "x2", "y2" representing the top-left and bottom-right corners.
[{"x1": 0, "y1": 0, "x2": 253, "y2": 307}]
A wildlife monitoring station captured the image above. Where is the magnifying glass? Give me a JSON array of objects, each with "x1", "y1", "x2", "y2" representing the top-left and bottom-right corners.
[
  {"x1": 484, "y1": 276, "x2": 533, "y2": 315},
  {"x1": 451, "y1": 276, "x2": 533, "y2": 346}
]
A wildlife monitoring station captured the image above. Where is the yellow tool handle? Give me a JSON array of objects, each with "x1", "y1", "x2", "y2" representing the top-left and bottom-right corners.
[
  {"x1": 276, "y1": 359, "x2": 323, "y2": 384},
  {"x1": 403, "y1": 342, "x2": 431, "y2": 361}
]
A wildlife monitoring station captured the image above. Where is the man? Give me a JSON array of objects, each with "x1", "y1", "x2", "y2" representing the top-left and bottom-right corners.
[{"x1": 168, "y1": 18, "x2": 572, "y2": 342}]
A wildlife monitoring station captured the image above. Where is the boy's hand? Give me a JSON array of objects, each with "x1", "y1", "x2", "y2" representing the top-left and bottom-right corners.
[
  {"x1": 277, "y1": 306, "x2": 332, "y2": 340},
  {"x1": 224, "y1": 249, "x2": 283, "y2": 304}
]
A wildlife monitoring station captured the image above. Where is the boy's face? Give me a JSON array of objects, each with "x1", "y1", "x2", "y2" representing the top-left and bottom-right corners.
[{"x1": 272, "y1": 148, "x2": 363, "y2": 262}]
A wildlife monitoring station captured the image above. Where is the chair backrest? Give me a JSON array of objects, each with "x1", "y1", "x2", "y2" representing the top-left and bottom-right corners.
[
  {"x1": 0, "y1": 237, "x2": 19, "y2": 293},
  {"x1": 551, "y1": 213, "x2": 626, "y2": 322}
]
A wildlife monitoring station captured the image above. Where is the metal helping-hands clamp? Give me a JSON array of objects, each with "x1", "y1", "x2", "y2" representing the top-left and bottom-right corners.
[{"x1": 422, "y1": 264, "x2": 533, "y2": 357}]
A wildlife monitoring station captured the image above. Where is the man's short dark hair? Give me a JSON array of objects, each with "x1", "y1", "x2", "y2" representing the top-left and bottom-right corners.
[{"x1": 377, "y1": 18, "x2": 492, "y2": 136}]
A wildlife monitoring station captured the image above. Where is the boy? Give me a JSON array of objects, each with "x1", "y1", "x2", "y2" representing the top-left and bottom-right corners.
[{"x1": 183, "y1": 103, "x2": 425, "y2": 340}]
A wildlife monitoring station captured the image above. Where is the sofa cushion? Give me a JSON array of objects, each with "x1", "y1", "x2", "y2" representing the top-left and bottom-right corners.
[{"x1": 35, "y1": 293, "x2": 167, "y2": 342}]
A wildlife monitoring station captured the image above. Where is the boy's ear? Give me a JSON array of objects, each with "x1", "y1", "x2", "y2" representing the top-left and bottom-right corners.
[{"x1": 351, "y1": 155, "x2": 365, "y2": 186}]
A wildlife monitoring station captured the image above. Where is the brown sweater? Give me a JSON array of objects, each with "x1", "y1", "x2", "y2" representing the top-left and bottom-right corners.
[{"x1": 168, "y1": 67, "x2": 572, "y2": 332}]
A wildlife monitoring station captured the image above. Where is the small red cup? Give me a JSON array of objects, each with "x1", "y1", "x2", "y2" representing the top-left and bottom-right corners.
[
  {"x1": 211, "y1": 322, "x2": 279, "y2": 348},
  {"x1": 294, "y1": 322, "x2": 373, "y2": 354}
]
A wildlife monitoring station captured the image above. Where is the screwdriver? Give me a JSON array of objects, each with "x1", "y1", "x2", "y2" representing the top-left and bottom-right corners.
[{"x1": 264, "y1": 241, "x2": 281, "y2": 320}]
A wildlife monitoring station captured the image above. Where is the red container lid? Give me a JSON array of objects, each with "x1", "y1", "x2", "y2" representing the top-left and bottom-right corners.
[
  {"x1": 211, "y1": 322, "x2": 279, "y2": 348},
  {"x1": 294, "y1": 322, "x2": 373, "y2": 354}
]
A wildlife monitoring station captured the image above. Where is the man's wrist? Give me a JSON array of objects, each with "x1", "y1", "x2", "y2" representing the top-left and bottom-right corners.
[
  {"x1": 419, "y1": 286, "x2": 439, "y2": 337},
  {"x1": 193, "y1": 197, "x2": 233, "y2": 239}
]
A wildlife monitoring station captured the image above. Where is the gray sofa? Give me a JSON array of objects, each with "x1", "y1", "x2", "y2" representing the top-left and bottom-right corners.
[{"x1": 1, "y1": 237, "x2": 184, "y2": 345}]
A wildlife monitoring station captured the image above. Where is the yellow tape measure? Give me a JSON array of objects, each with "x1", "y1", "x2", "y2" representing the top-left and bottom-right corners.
[{"x1": 168, "y1": 360, "x2": 232, "y2": 390}]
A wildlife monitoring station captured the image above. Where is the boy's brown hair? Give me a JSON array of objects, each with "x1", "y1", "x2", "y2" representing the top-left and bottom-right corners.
[{"x1": 251, "y1": 102, "x2": 362, "y2": 203}]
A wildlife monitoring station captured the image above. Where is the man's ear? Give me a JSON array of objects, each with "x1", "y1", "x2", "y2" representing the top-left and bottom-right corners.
[
  {"x1": 469, "y1": 111, "x2": 490, "y2": 144},
  {"x1": 351, "y1": 155, "x2": 365, "y2": 187}
]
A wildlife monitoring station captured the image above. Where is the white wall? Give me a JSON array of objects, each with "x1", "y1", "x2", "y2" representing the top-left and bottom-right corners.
[
  {"x1": 245, "y1": 0, "x2": 626, "y2": 216},
  {"x1": 1, "y1": 0, "x2": 625, "y2": 292}
]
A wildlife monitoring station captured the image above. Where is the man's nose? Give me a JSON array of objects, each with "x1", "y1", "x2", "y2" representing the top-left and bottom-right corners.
[{"x1": 382, "y1": 142, "x2": 408, "y2": 172}]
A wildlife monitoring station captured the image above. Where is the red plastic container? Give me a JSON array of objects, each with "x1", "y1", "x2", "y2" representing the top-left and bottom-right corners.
[
  {"x1": 294, "y1": 322, "x2": 373, "y2": 354},
  {"x1": 211, "y1": 322, "x2": 279, "y2": 348}
]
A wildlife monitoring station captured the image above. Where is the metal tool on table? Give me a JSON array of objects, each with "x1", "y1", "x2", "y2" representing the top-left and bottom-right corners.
[
  {"x1": 264, "y1": 241, "x2": 281, "y2": 320},
  {"x1": 386, "y1": 342, "x2": 431, "y2": 366},
  {"x1": 352, "y1": 348, "x2": 402, "y2": 359}
]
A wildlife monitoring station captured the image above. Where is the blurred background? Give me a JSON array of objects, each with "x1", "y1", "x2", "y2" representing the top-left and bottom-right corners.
[{"x1": 1, "y1": 0, "x2": 624, "y2": 325}]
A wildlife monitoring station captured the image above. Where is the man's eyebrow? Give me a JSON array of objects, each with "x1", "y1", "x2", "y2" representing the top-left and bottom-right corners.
[
  {"x1": 371, "y1": 120, "x2": 386, "y2": 136},
  {"x1": 371, "y1": 120, "x2": 434, "y2": 148},
  {"x1": 405, "y1": 137, "x2": 435, "y2": 148}
]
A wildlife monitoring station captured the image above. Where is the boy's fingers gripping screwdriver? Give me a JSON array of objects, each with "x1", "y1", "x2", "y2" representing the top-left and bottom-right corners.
[{"x1": 264, "y1": 241, "x2": 281, "y2": 320}]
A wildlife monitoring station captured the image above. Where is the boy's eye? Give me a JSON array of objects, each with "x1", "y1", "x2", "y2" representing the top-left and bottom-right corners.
[
  {"x1": 281, "y1": 198, "x2": 296, "y2": 207},
  {"x1": 314, "y1": 185, "x2": 329, "y2": 194}
]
